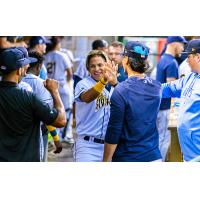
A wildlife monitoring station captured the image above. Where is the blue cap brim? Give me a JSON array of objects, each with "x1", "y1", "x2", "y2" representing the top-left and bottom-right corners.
[
  {"x1": 19, "y1": 57, "x2": 38, "y2": 67},
  {"x1": 45, "y1": 39, "x2": 51, "y2": 44}
]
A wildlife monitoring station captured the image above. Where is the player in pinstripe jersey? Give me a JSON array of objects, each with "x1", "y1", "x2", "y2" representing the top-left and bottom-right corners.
[
  {"x1": 74, "y1": 50, "x2": 118, "y2": 162},
  {"x1": 44, "y1": 37, "x2": 74, "y2": 143}
]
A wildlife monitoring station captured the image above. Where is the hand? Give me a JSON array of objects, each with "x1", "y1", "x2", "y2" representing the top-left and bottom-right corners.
[
  {"x1": 103, "y1": 61, "x2": 118, "y2": 86},
  {"x1": 53, "y1": 140, "x2": 63, "y2": 154},
  {"x1": 44, "y1": 79, "x2": 59, "y2": 93}
]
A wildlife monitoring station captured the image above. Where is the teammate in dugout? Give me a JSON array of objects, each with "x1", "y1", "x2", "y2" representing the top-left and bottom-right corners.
[
  {"x1": 74, "y1": 50, "x2": 118, "y2": 162},
  {"x1": 161, "y1": 39, "x2": 200, "y2": 161},
  {"x1": 103, "y1": 41, "x2": 162, "y2": 162},
  {"x1": 0, "y1": 47, "x2": 66, "y2": 161}
]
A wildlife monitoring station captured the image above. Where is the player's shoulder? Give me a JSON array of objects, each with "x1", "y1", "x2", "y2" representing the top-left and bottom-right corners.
[
  {"x1": 80, "y1": 76, "x2": 95, "y2": 85},
  {"x1": 75, "y1": 76, "x2": 94, "y2": 90},
  {"x1": 18, "y1": 81, "x2": 33, "y2": 92}
]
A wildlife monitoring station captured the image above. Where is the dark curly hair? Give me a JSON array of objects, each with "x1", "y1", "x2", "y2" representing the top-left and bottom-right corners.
[
  {"x1": 86, "y1": 50, "x2": 109, "y2": 70},
  {"x1": 127, "y1": 56, "x2": 149, "y2": 73},
  {"x1": 28, "y1": 51, "x2": 44, "y2": 69}
]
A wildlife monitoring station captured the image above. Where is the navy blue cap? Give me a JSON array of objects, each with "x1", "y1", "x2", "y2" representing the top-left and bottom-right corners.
[
  {"x1": 167, "y1": 36, "x2": 187, "y2": 44},
  {"x1": 29, "y1": 36, "x2": 50, "y2": 48},
  {"x1": 92, "y1": 39, "x2": 108, "y2": 50},
  {"x1": 124, "y1": 41, "x2": 150, "y2": 59},
  {"x1": 182, "y1": 39, "x2": 200, "y2": 55},
  {"x1": 0, "y1": 47, "x2": 37, "y2": 74}
]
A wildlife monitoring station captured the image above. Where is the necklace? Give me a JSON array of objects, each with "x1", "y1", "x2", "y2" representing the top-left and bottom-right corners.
[{"x1": 129, "y1": 73, "x2": 145, "y2": 78}]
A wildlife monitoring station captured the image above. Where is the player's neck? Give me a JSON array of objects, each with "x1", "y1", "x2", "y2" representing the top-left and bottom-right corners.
[
  {"x1": 128, "y1": 70, "x2": 145, "y2": 78},
  {"x1": 165, "y1": 46, "x2": 176, "y2": 57},
  {"x1": 2, "y1": 73, "x2": 19, "y2": 83}
]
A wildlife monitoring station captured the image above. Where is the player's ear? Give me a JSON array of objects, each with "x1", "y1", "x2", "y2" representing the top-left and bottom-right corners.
[
  {"x1": 16, "y1": 68, "x2": 22, "y2": 76},
  {"x1": 197, "y1": 53, "x2": 200, "y2": 62},
  {"x1": 122, "y1": 56, "x2": 128, "y2": 66}
]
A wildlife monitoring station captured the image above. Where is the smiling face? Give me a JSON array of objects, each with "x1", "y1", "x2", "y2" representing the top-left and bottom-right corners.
[
  {"x1": 88, "y1": 55, "x2": 106, "y2": 81},
  {"x1": 186, "y1": 53, "x2": 200, "y2": 73}
]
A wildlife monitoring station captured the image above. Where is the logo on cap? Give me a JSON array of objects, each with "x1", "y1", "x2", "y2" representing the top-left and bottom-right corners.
[
  {"x1": 0, "y1": 66, "x2": 7, "y2": 70},
  {"x1": 39, "y1": 39, "x2": 43, "y2": 44}
]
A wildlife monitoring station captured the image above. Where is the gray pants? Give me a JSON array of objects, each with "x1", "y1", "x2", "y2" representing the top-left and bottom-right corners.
[{"x1": 156, "y1": 110, "x2": 170, "y2": 161}]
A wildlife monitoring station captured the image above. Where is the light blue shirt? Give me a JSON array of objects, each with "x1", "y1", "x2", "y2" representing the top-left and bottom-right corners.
[
  {"x1": 162, "y1": 73, "x2": 200, "y2": 161},
  {"x1": 75, "y1": 76, "x2": 113, "y2": 139},
  {"x1": 22, "y1": 74, "x2": 53, "y2": 107},
  {"x1": 39, "y1": 64, "x2": 48, "y2": 80}
]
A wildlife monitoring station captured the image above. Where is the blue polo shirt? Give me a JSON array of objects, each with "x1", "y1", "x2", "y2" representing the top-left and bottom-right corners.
[
  {"x1": 156, "y1": 54, "x2": 179, "y2": 110},
  {"x1": 105, "y1": 76, "x2": 162, "y2": 162}
]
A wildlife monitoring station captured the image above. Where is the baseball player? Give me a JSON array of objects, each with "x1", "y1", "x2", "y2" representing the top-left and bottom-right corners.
[
  {"x1": 0, "y1": 47, "x2": 66, "y2": 161},
  {"x1": 103, "y1": 41, "x2": 162, "y2": 162},
  {"x1": 74, "y1": 50, "x2": 118, "y2": 162},
  {"x1": 44, "y1": 37, "x2": 74, "y2": 143},
  {"x1": 29, "y1": 36, "x2": 50, "y2": 80},
  {"x1": 73, "y1": 39, "x2": 109, "y2": 89},
  {"x1": 22, "y1": 51, "x2": 62, "y2": 161},
  {"x1": 18, "y1": 80, "x2": 45, "y2": 161}
]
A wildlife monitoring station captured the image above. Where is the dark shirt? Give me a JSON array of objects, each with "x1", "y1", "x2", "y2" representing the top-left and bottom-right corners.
[
  {"x1": 156, "y1": 54, "x2": 178, "y2": 110},
  {"x1": 105, "y1": 76, "x2": 162, "y2": 162},
  {"x1": 0, "y1": 81, "x2": 58, "y2": 161}
]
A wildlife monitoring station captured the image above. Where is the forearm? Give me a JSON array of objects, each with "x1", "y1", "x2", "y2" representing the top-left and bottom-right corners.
[
  {"x1": 46, "y1": 125, "x2": 60, "y2": 141},
  {"x1": 103, "y1": 143, "x2": 117, "y2": 162},
  {"x1": 50, "y1": 90, "x2": 66, "y2": 127},
  {"x1": 81, "y1": 78, "x2": 107, "y2": 103},
  {"x1": 162, "y1": 82, "x2": 181, "y2": 98},
  {"x1": 66, "y1": 68, "x2": 73, "y2": 82}
]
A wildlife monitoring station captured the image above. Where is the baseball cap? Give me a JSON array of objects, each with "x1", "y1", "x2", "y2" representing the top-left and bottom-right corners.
[
  {"x1": 124, "y1": 41, "x2": 150, "y2": 59},
  {"x1": 0, "y1": 47, "x2": 37, "y2": 74},
  {"x1": 167, "y1": 36, "x2": 187, "y2": 44},
  {"x1": 29, "y1": 36, "x2": 50, "y2": 48},
  {"x1": 92, "y1": 39, "x2": 108, "y2": 50},
  {"x1": 181, "y1": 39, "x2": 200, "y2": 55}
]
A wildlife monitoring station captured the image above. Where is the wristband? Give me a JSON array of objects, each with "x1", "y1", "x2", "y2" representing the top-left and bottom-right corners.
[
  {"x1": 100, "y1": 78, "x2": 107, "y2": 85},
  {"x1": 93, "y1": 81, "x2": 106, "y2": 93},
  {"x1": 46, "y1": 125, "x2": 56, "y2": 132},
  {"x1": 50, "y1": 129, "x2": 57, "y2": 137},
  {"x1": 53, "y1": 134, "x2": 60, "y2": 142}
]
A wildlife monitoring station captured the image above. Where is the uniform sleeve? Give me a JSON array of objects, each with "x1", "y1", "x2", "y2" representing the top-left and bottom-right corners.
[
  {"x1": 18, "y1": 81, "x2": 33, "y2": 92},
  {"x1": 32, "y1": 94, "x2": 58, "y2": 125},
  {"x1": 105, "y1": 88, "x2": 125, "y2": 144},
  {"x1": 74, "y1": 79, "x2": 90, "y2": 102},
  {"x1": 162, "y1": 77, "x2": 184, "y2": 98},
  {"x1": 37, "y1": 80, "x2": 53, "y2": 108},
  {"x1": 166, "y1": 61, "x2": 178, "y2": 78}
]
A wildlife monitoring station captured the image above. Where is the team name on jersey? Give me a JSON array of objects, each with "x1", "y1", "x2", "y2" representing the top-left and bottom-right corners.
[{"x1": 95, "y1": 93, "x2": 110, "y2": 111}]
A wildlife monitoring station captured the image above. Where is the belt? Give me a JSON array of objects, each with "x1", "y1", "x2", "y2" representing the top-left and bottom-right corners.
[{"x1": 83, "y1": 136, "x2": 104, "y2": 144}]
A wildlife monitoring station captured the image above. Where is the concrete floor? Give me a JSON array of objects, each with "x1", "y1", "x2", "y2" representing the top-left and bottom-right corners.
[{"x1": 48, "y1": 142, "x2": 74, "y2": 162}]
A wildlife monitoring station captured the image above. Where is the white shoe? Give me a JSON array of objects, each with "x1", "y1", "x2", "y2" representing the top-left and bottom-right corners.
[{"x1": 63, "y1": 137, "x2": 74, "y2": 144}]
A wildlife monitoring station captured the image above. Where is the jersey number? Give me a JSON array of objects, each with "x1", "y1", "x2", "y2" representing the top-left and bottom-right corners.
[{"x1": 46, "y1": 62, "x2": 56, "y2": 75}]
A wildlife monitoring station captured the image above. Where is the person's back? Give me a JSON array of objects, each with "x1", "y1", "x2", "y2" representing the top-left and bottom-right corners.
[
  {"x1": 0, "y1": 82, "x2": 46, "y2": 161},
  {"x1": 0, "y1": 47, "x2": 66, "y2": 162},
  {"x1": 111, "y1": 76, "x2": 161, "y2": 161},
  {"x1": 45, "y1": 50, "x2": 71, "y2": 83},
  {"x1": 104, "y1": 41, "x2": 162, "y2": 162}
]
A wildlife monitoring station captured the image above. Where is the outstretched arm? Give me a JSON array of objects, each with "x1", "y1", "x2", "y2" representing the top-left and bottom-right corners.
[{"x1": 80, "y1": 61, "x2": 118, "y2": 103}]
